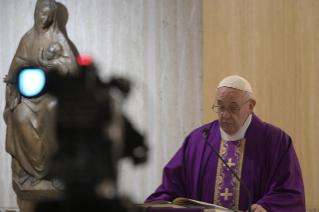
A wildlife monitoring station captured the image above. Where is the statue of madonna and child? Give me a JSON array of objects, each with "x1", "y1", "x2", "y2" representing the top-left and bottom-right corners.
[{"x1": 3, "y1": 0, "x2": 77, "y2": 210}]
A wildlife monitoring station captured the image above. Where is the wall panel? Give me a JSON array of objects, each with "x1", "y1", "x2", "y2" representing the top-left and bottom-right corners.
[
  {"x1": 203, "y1": 0, "x2": 244, "y2": 123},
  {"x1": 283, "y1": 0, "x2": 319, "y2": 207},
  {"x1": 203, "y1": 0, "x2": 319, "y2": 208}
]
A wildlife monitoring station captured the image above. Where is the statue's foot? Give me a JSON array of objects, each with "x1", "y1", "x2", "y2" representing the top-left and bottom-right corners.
[
  {"x1": 31, "y1": 178, "x2": 41, "y2": 186},
  {"x1": 52, "y1": 178, "x2": 64, "y2": 189}
]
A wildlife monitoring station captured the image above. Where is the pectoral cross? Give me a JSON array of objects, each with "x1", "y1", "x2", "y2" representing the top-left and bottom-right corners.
[
  {"x1": 223, "y1": 158, "x2": 236, "y2": 170},
  {"x1": 220, "y1": 188, "x2": 233, "y2": 201}
]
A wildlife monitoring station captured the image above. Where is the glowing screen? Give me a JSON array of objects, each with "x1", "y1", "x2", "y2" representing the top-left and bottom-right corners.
[{"x1": 19, "y1": 69, "x2": 45, "y2": 97}]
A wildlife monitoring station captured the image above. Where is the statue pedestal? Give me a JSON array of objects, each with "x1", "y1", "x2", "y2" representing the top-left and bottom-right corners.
[
  {"x1": 17, "y1": 197, "x2": 36, "y2": 212},
  {"x1": 13, "y1": 177, "x2": 63, "y2": 200},
  {"x1": 14, "y1": 176, "x2": 63, "y2": 212}
]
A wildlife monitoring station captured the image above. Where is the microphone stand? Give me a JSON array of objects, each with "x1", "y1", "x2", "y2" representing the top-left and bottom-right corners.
[{"x1": 202, "y1": 130, "x2": 252, "y2": 212}]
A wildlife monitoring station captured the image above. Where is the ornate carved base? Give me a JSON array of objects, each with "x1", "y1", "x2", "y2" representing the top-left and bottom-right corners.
[{"x1": 13, "y1": 178, "x2": 63, "y2": 201}]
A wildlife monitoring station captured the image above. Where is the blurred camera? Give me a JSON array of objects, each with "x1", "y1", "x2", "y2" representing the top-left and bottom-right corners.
[{"x1": 14, "y1": 60, "x2": 147, "y2": 212}]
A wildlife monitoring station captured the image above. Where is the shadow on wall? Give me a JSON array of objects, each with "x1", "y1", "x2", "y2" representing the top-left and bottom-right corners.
[{"x1": 56, "y1": 2, "x2": 80, "y2": 60}]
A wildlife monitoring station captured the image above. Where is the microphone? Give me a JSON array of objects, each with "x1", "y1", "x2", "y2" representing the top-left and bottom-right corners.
[{"x1": 202, "y1": 128, "x2": 252, "y2": 212}]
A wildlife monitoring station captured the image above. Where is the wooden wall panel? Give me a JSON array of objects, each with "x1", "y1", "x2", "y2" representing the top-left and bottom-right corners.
[
  {"x1": 243, "y1": 0, "x2": 284, "y2": 125},
  {"x1": 283, "y1": 0, "x2": 319, "y2": 207},
  {"x1": 203, "y1": 0, "x2": 319, "y2": 208},
  {"x1": 203, "y1": 0, "x2": 244, "y2": 123}
]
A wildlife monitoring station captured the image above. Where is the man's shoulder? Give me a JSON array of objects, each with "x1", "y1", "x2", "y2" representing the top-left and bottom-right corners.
[
  {"x1": 191, "y1": 120, "x2": 218, "y2": 132},
  {"x1": 252, "y1": 114, "x2": 292, "y2": 146},
  {"x1": 179, "y1": 120, "x2": 219, "y2": 150},
  {"x1": 252, "y1": 114, "x2": 287, "y2": 135},
  {"x1": 261, "y1": 121, "x2": 285, "y2": 134},
  {"x1": 185, "y1": 120, "x2": 219, "y2": 139}
]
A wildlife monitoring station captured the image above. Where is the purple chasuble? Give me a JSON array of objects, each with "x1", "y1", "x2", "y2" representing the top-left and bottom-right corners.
[{"x1": 145, "y1": 113, "x2": 306, "y2": 212}]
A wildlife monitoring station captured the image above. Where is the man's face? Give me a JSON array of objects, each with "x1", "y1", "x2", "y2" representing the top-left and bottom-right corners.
[{"x1": 216, "y1": 87, "x2": 255, "y2": 135}]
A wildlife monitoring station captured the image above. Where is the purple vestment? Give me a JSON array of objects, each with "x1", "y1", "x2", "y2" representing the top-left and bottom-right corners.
[{"x1": 145, "y1": 113, "x2": 306, "y2": 212}]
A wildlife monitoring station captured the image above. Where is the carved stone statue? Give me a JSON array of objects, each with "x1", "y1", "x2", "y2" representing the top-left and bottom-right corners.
[{"x1": 3, "y1": 0, "x2": 77, "y2": 210}]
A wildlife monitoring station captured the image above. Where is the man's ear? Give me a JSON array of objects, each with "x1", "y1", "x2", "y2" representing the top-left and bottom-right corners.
[{"x1": 248, "y1": 99, "x2": 256, "y2": 114}]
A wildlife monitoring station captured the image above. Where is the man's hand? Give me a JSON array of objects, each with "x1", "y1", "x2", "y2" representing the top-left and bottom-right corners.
[{"x1": 247, "y1": 204, "x2": 267, "y2": 212}]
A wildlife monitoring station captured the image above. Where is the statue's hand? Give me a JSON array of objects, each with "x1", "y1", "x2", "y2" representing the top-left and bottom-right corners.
[
  {"x1": 38, "y1": 47, "x2": 55, "y2": 71},
  {"x1": 40, "y1": 60, "x2": 55, "y2": 72},
  {"x1": 3, "y1": 75, "x2": 8, "y2": 83},
  {"x1": 52, "y1": 178, "x2": 64, "y2": 189},
  {"x1": 38, "y1": 47, "x2": 44, "y2": 62}
]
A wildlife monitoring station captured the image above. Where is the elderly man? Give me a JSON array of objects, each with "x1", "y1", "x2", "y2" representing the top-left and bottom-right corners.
[{"x1": 145, "y1": 76, "x2": 306, "y2": 212}]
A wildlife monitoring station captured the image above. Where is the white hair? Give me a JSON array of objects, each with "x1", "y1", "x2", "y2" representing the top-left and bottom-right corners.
[{"x1": 215, "y1": 88, "x2": 254, "y2": 101}]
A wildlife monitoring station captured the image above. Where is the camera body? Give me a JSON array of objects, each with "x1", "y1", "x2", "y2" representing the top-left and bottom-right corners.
[{"x1": 15, "y1": 62, "x2": 147, "y2": 211}]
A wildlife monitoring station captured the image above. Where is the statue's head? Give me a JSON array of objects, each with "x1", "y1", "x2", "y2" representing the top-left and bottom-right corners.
[
  {"x1": 46, "y1": 42, "x2": 63, "y2": 60},
  {"x1": 34, "y1": 0, "x2": 57, "y2": 29}
]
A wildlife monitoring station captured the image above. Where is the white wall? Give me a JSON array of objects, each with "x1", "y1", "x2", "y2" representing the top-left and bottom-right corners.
[{"x1": 0, "y1": 0, "x2": 202, "y2": 208}]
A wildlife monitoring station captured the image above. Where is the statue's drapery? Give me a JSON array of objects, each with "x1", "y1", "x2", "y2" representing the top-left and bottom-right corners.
[{"x1": 3, "y1": 0, "x2": 77, "y2": 186}]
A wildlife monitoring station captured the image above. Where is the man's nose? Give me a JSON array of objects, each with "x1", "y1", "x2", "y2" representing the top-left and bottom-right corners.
[{"x1": 221, "y1": 110, "x2": 231, "y2": 119}]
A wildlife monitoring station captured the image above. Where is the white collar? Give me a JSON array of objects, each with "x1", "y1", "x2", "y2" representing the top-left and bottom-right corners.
[{"x1": 220, "y1": 114, "x2": 252, "y2": 141}]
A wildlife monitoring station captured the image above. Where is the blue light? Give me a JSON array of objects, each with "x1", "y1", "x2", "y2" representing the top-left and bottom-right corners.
[{"x1": 19, "y1": 69, "x2": 45, "y2": 97}]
